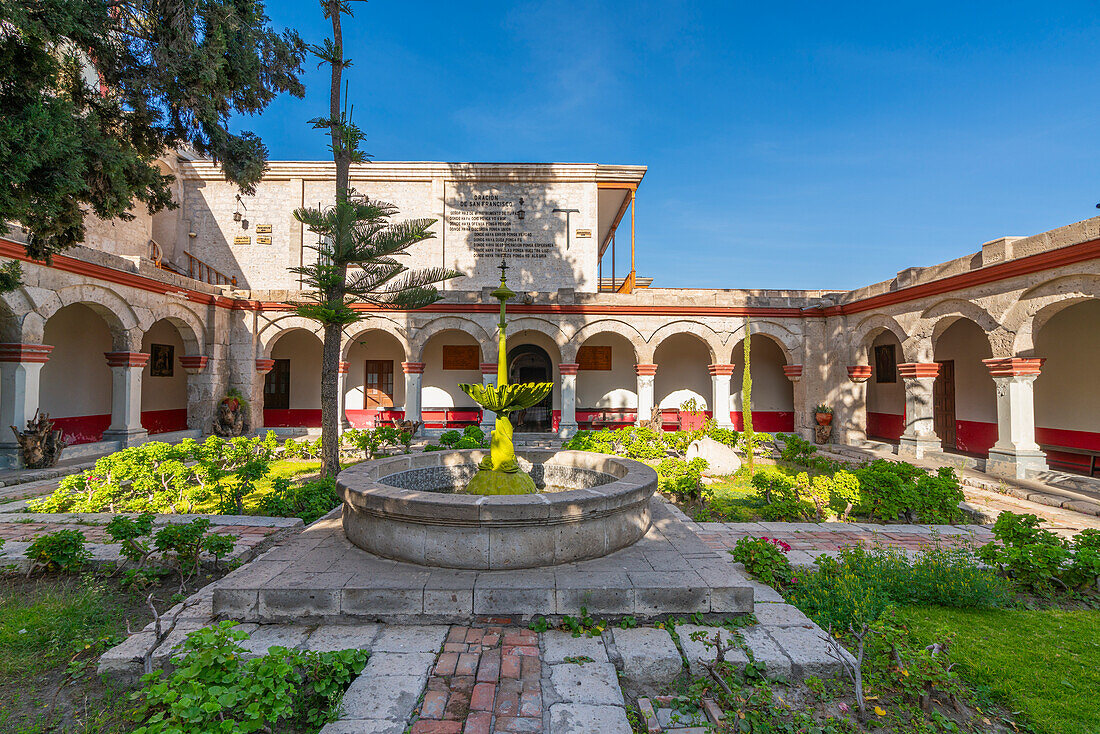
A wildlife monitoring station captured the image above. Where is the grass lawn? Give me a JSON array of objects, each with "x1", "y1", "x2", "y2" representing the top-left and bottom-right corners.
[
  {"x1": 0, "y1": 571, "x2": 224, "y2": 732},
  {"x1": 897, "y1": 605, "x2": 1100, "y2": 734}
]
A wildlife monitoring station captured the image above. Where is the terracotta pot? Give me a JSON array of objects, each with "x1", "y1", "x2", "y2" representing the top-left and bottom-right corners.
[{"x1": 815, "y1": 412, "x2": 833, "y2": 426}]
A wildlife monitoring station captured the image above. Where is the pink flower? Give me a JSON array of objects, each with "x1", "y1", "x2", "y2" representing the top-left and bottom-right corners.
[{"x1": 838, "y1": 702, "x2": 850, "y2": 713}]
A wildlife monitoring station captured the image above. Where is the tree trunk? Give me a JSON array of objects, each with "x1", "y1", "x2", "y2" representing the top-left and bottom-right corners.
[{"x1": 319, "y1": 1, "x2": 348, "y2": 479}]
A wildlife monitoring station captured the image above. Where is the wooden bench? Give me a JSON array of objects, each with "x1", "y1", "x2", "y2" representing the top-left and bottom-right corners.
[{"x1": 1039, "y1": 444, "x2": 1100, "y2": 477}]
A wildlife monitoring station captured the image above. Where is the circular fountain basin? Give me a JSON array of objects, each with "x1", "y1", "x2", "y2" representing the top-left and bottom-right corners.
[{"x1": 338, "y1": 449, "x2": 657, "y2": 570}]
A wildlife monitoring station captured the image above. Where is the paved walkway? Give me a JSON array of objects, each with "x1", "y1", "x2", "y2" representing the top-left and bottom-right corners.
[
  {"x1": 0, "y1": 512, "x2": 302, "y2": 571},
  {"x1": 694, "y1": 521, "x2": 995, "y2": 567}
]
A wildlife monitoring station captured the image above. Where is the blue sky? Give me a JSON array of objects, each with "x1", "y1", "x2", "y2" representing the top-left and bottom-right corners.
[{"x1": 240, "y1": 1, "x2": 1100, "y2": 289}]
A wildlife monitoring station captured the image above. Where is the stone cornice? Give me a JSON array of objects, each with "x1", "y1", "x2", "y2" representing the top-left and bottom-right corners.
[{"x1": 177, "y1": 160, "x2": 648, "y2": 185}]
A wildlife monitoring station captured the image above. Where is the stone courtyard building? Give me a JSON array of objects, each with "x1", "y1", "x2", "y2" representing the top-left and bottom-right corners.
[{"x1": 1, "y1": 154, "x2": 1097, "y2": 485}]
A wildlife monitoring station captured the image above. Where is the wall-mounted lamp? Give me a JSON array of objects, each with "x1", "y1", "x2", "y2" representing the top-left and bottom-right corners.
[
  {"x1": 233, "y1": 194, "x2": 247, "y2": 223},
  {"x1": 515, "y1": 197, "x2": 526, "y2": 220}
]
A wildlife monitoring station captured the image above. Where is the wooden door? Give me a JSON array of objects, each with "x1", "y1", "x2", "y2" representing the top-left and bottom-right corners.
[
  {"x1": 933, "y1": 360, "x2": 956, "y2": 449},
  {"x1": 264, "y1": 359, "x2": 290, "y2": 410},
  {"x1": 365, "y1": 360, "x2": 394, "y2": 408}
]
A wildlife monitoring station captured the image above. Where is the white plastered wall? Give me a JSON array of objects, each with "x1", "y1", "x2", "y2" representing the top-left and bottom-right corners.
[
  {"x1": 575, "y1": 334, "x2": 638, "y2": 409},
  {"x1": 730, "y1": 335, "x2": 794, "y2": 412},
  {"x1": 1035, "y1": 300, "x2": 1100, "y2": 434},
  {"x1": 40, "y1": 304, "x2": 113, "y2": 418},
  {"x1": 654, "y1": 334, "x2": 710, "y2": 410},
  {"x1": 345, "y1": 333, "x2": 407, "y2": 410},
  {"x1": 270, "y1": 329, "x2": 322, "y2": 410},
  {"x1": 933, "y1": 319, "x2": 996, "y2": 424},
  {"x1": 140, "y1": 321, "x2": 188, "y2": 412},
  {"x1": 866, "y1": 331, "x2": 904, "y2": 416},
  {"x1": 422, "y1": 332, "x2": 482, "y2": 410}
]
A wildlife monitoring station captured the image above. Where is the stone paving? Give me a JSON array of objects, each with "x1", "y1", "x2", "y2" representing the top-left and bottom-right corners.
[
  {"x1": 0, "y1": 512, "x2": 302, "y2": 572},
  {"x1": 209, "y1": 499, "x2": 757, "y2": 624},
  {"x1": 694, "y1": 521, "x2": 995, "y2": 567}
]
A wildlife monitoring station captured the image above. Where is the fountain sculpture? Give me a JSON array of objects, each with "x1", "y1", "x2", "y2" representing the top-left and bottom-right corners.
[{"x1": 459, "y1": 259, "x2": 552, "y2": 495}]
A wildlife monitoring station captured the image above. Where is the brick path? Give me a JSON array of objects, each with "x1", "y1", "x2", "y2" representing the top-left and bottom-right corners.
[{"x1": 415, "y1": 626, "x2": 543, "y2": 734}]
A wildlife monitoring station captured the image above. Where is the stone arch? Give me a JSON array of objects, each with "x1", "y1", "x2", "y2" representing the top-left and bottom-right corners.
[
  {"x1": 37, "y1": 284, "x2": 140, "y2": 349},
  {"x1": 258, "y1": 315, "x2": 323, "y2": 357},
  {"x1": 850, "y1": 313, "x2": 910, "y2": 364},
  {"x1": 1005, "y1": 274, "x2": 1100, "y2": 355},
  {"x1": 412, "y1": 316, "x2": 493, "y2": 361},
  {"x1": 917, "y1": 298, "x2": 1000, "y2": 355},
  {"x1": 0, "y1": 286, "x2": 37, "y2": 343},
  {"x1": 565, "y1": 319, "x2": 645, "y2": 362},
  {"x1": 647, "y1": 320, "x2": 722, "y2": 363},
  {"x1": 342, "y1": 318, "x2": 411, "y2": 362},
  {"x1": 505, "y1": 317, "x2": 568, "y2": 354},
  {"x1": 726, "y1": 319, "x2": 800, "y2": 365},
  {"x1": 145, "y1": 303, "x2": 205, "y2": 355}
]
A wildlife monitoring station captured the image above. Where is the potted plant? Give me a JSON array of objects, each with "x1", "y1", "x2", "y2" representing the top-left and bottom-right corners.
[
  {"x1": 678, "y1": 397, "x2": 707, "y2": 431},
  {"x1": 813, "y1": 404, "x2": 833, "y2": 426}
]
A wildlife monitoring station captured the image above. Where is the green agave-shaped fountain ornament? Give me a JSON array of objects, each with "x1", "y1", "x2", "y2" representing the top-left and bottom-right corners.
[{"x1": 458, "y1": 260, "x2": 552, "y2": 495}]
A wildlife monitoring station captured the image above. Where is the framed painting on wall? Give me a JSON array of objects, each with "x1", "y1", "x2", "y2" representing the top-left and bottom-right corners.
[
  {"x1": 874, "y1": 344, "x2": 897, "y2": 383},
  {"x1": 150, "y1": 344, "x2": 174, "y2": 377}
]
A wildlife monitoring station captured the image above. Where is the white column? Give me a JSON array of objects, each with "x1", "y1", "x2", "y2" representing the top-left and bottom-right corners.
[
  {"x1": 559, "y1": 362, "x2": 579, "y2": 437},
  {"x1": 708, "y1": 364, "x2": 735, "y2": 429},
  {"x1": 479, "y1": 362, "x2": 497, "y2": 432},
  {"x1": 337, "y1": 361, "x2": 350, "y2": 430},
  {"x1": 635, "y1": 363, "x2": 657, "y2": 426},
  {"x1": 0, "y1": 344, "x2": 53, "y2": 463},
  {"x1": 402, "y1": 361, "x2": 424, "y2": 424},
  {"x1": 984, "y1": 358, "x2": 1048, "y2": 479},
  {"x1": 102, "y1": 352, "x2": 149, "y2": 445},
  {"x1": 896, "y1": 362, "x2": 940, "y2": 459}
]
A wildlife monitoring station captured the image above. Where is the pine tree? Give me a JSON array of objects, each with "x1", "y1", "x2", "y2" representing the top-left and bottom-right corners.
[
  {"x1": 0, "y1": 0, "x2": 307, "y2": 262},
  {"x1": 292, "y1": 0, "x2": 459, "y2": 478},
  {"x1": 742, "y1": 320, "x2": 754, "y2": 474}
]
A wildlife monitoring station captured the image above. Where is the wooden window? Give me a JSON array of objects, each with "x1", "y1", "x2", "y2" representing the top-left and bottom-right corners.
[
  {"x1": 874, "y1": 344, "x2": 897, "y2": 383},
  {"x1": 577, "y1": 345, "x2": 612, "y2": 371},
  {"x1": 264, "y1": 359, "x2": 290, "y2": 409},
  {"x1": 365, "y1": 360, "x2": 394, "y2": 408},
  {"x1": 442, "y1": 344, "x2": 479, "y2": 370}
]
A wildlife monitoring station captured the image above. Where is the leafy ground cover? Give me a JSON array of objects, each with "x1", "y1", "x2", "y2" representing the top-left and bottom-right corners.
[
  {"x1": 897, "y1": 606, "x2": 1100, "y2": 734},
  {"x1": 0, "y1": 571, "x2": 222, "y2": 733}
]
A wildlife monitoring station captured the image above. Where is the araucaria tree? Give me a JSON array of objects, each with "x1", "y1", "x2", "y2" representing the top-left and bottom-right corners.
[
  {"x1": 293, "y1": 0, "x2": 458, "y2": 478},
  {"x1": 0, "y1": 0, "x2": 307, "y2": 261},
  {"x1": 742, "y1": 318, "x2": 754, "y2": 474}
]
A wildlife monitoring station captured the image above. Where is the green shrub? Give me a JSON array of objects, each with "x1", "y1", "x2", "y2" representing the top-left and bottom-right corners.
[
  {"x1": 730, "y1": 536, "x2": 793, "y2": 588},
  {"x1": 655, "y1": 457, "x2": 709, "y2": 501},
  {"x1": 977, "y1": 511, "x2": 1100, "y2": 593},
  {"x1": 786, "y1": 564, "x2": 889, "y2": 631},
  {"x1": 131, "y1": 621, "x2": 369, "y2": 734},
  {"x1": 105, "y1": 512, "x2": 156, "y2": 566},
  {"x1": 28, "y1": 433, "x2": 282, "y2": 514},
  {"x1": 257, "y1": 476, "x2": 340, "y2": 525},
  {"x1": 852, "y1": 459, "x2": 963, "y2": 523},
  {"x1": 462, "y1": 425, "x2": 488, "y2": 445},
  {"x1": 705, "y1": 426, "x2": 739, "y2": 448},
  {"x1": 777, "y1": 433, "x2": 816, "y2": 464},
  {"x1": 25, "y1": 529, "x2": 91, "y2": 573},
  {"x1": 788, "y1": 540, "x2": 1011, "y2": 629},
  {"x1": 439, "y1": 430, "x2": 463, "y2": 447}
]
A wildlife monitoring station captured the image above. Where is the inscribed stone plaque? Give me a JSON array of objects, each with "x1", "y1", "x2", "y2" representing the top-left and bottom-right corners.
[
  {"x1": 256, "y1": 235, "x2": 272, "y2": 245},
  {"x1": 575, "y1": 228, "x2": 592, "y2": 238},
  {"x1": 256, "y1": 224, "x2": 273, "y2": 234},
  {"x1": 442, "y1": 345, "x2": 479, "y2": 371},
  {"x1": 577, "y1": 345, "x2": 612, "y2": 371},
  {"x1": 233, "y1": 236, "x2": 251, "y2": 245}
]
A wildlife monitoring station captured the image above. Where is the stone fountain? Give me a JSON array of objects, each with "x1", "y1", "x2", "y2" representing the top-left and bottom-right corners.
[{"x1": 338, "y1": 259, "x2": 658, "y2": 569}]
